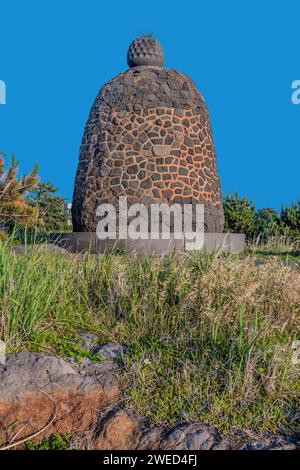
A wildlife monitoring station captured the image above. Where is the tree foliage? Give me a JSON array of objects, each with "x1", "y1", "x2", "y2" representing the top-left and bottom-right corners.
[
  {"x1": 0, "y1": 152, "x2": 39, "y2": 231},
  {"x1": 280, "y1": 202, "x2": 300, "y2": 232},
  {"x1": 28, "y1": 181, "x2": 69, "y2": 231},
  {"x1": 223, "y1": 193, "x2": 256, "y2": 239},
  {"x1": 224, "y1": 193, "x2": 300, "y2": 241}
]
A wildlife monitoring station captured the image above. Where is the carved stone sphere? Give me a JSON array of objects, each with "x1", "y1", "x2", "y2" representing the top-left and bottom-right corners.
[{"x1": 127, "y1": 36, "x2": 164, "y2": 68}]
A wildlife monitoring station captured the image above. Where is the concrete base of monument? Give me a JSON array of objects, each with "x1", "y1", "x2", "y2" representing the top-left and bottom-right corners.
[{"x1": 50, "y1": 233, "x2": 245, "y2": 255}]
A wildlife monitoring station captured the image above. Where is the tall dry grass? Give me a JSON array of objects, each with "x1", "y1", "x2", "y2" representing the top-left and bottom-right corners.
[{"x1": 0, "y1": 241, "x2": 299, "y2": 438}]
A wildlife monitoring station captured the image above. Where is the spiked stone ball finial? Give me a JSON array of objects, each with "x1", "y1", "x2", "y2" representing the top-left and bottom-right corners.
[{"x1": 127, "y1": 36, "x2": 164, "y2": 68}]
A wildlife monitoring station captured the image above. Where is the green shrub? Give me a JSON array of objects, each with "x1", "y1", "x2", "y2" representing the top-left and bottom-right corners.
[
  {"x1": 28, "y1": 182, "x2": 69, "y2": 232},
  {"x1": 254, "y1": 208, "x2": 280, "y2": 241},
  {"x1": 279, "y1": 201, "x2": 300, "y2": 238},
  {"x1": 223, "y1": 194, "x2": 300, "y2": 242},
  {"x1": 223, "y1": 193, "x2": 256, "y2": 239},
  {"x1": 26, "y1": 433, "x2": 70, "y2": 450}
]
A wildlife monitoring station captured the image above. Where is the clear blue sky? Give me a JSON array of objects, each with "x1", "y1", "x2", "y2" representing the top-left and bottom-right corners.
[{"x1": 1, "y1": 0, "x2": 299, "y2": 209}]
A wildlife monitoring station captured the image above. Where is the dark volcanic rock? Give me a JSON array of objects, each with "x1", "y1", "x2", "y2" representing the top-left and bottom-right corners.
[
  {"x1": 72, "y1": 64, "x2": 224, "y2": 233},
  {"x1": 0, "y1": 352, "x2": 120, "y2": 444},
  {"x1": 160, "y1": 423, "x2": 231, "y2": 450}
]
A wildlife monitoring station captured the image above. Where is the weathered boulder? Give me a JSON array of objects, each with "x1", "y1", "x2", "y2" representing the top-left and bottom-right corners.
[
  {"x1": 93, "y1": 408, "x2": 230, "y2": 450},
  {"x1": 93, "y1": 408, "x2": 299, "y2": 450},
  {"x1": 73, "y1": 334, "x2": 128, "y2": 361},
  {"x1": 94, "y1": 409, "x2": 147, "y2": 450},
  {"x1": 0, "y1": 353, "x2": 298, "y2": 450},
  {"x1": 241, "y1": 437, "x2": 298, "y2": 450},
  {"x1": 92, "y1": 343, "x2": 128, "y2": 361},
  {"x1": 160, "y1": 423, "x2": 231, "y2": 450},
  {"x1": 0, "y1": 353, "x2": 120, "y2": 444}
]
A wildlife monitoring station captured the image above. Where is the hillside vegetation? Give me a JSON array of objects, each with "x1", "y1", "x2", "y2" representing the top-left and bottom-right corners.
[{"x1": 0, "y1": 240, "x2": 299, "y2": 440}]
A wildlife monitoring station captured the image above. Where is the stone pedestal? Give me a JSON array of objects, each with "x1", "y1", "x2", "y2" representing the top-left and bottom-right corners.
[{"x1": 51, "y1": 232, "x2": 245, "y2": 255}]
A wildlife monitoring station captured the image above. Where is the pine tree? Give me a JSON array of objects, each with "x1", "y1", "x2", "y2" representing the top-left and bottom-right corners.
[
  {"x1": 280, "y1": 201, "x2": 300, "y2": 232},
  {"x1": 223, "y1": 193, "x2": 256, "y2": 239},
  {"x1": 28, "y1": 181, "x2": 69, "y2": 231},
  {"x1": 0, "y1": 152, "x2": 39, "y2": 231}
]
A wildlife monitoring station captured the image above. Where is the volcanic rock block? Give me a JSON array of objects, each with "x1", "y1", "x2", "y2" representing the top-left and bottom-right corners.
[
  {"x1": 93, "y1": 408, "x2": 231, "y2": 450},
  {"x1": 94, "y1": 409, "x2": 146, "y2": 450},
  {"x1": 0, "y1": 352, "x2": 120, "y2": 444},
  {"x1": 72, "y1": 42, "x2": 224, "y2": 233}
]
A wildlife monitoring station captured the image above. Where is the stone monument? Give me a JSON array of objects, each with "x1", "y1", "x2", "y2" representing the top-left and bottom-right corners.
[{"x1": 67, "y1": 36, "x2": 244, "y2": 253}]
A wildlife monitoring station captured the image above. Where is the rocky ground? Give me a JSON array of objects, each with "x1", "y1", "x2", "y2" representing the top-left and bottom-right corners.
[{"x1": 0, "y1": 335, "x2": 298, "y2": 451}]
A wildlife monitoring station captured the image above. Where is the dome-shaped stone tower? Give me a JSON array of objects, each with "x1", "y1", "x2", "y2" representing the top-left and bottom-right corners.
[{"x1": 72, "y1": 37, "x2": 224, "y2": 233}]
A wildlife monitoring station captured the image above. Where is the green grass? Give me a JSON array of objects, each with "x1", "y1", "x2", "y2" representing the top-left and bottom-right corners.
[
  {"x1": 246, "y1": 235, "x2": 300, "y2": 263},
  {"x1": 26, "y1": 433, "x2": 70, "y2": 450},
  {"x1": 0, "y1": 241, "x2": 299, "y2": 441}
]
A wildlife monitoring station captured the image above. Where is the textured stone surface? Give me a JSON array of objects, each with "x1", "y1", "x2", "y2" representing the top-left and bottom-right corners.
[
  {"x1": 93, "y1": 409, "x2": 230, "y2": 450},
  {"x1": 51, "y1": 232, "x2": 245, "y2": 254},
  {"x1": 0, "y1": 354, "x2": 298, "y2": 450},
  {"x1": 0, "y1": 353, "x2": 120, "y2": 443},
  {"x1": 241, "y1": 437, "x2": 298, "y2": 450},
  {"x1": 92, "y1": 343, "x2": 128, "y2": 360},
  {"x1": 160, "y1": 423, "x2": 231, "y2": 450},
  {"x1": 73, "y1": 335, "x2": 128, "y2": 361},
  {"x1": 72, "y1": 66, "x2": 224, "y2": 233},
  {"x1": 93, "y1": 409, "x2": 299, "y2": 450},
  {"x1": 93, "y1": 410, "x2": 231, "y2": 450},
  {"x1": 127, "y1": 36, "x2": 164, "y2": 68},
  {"x1": 94, "y1": 409, "x2": 146, "y2": 450}
]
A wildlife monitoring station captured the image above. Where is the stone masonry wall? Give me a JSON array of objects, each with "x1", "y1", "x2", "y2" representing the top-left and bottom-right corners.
[{"x1": 72, "y1": 67, "x2": 224, "y2": 232}]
